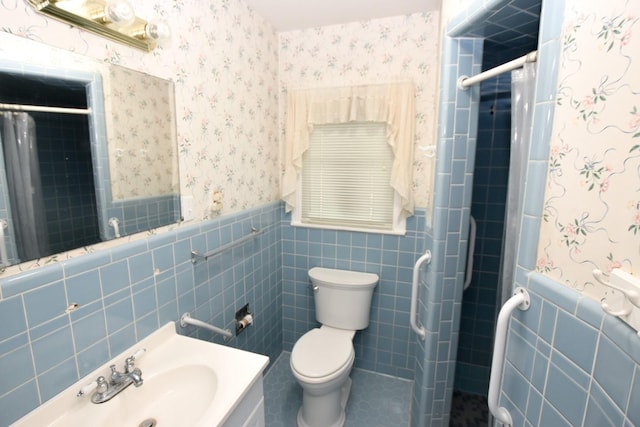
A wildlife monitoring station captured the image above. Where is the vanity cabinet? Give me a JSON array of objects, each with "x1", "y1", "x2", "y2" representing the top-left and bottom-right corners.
[{"x1": 222, "y1": 376, "x2": 265, "y2": 427}]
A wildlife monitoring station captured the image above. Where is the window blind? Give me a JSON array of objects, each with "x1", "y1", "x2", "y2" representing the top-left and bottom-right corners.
[{"x1": 301, "y1": 122, "x2": 395, "y2": 230}]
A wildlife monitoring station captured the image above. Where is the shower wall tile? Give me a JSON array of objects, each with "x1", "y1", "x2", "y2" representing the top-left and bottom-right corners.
[
  {"x1": 0, "y1": 202, "x2": 283, "y2": 425},
  {"x1": 441, "y1": 0, "x2": 550, "y2": 406}
]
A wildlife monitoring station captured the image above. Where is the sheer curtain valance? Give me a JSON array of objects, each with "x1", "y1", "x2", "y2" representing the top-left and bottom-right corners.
[{"x1": 282, "y1": 82, "x2": 416, "y2": 220}]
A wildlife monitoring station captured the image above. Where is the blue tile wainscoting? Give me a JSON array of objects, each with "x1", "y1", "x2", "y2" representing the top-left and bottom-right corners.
[
  {"x1": 280, "y1": 210, "x2": 427, "y2": 380},
  {"x1": 503, "y1": 273, "x2": 640, "y2": 426},
  {"x1": 0, "y1": 202, "x2": 283, "y2": 426},
  {"x1": 0, "y1": 202, "x2": 426, "y2": 426}
]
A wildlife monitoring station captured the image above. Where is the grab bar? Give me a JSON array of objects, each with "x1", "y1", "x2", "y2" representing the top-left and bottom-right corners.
[
  {"x1": 179, "y1": 312, "x2": 233, "y2": 341},
  {"x1": 410, "y1": 251, "x2": 432, "y2": 340},
  {"x1": 488, "y1": 287, "x2": 530, "y2": 427},
  {"x1": 191, "y1": 227, "x2": 263, "y2": 264},
  {"x1": 464, "y1": 215, "x2": 476, "y2": 291},
  {"x1": 109, "y1": 217, "x2": 121, "y2": 238}
]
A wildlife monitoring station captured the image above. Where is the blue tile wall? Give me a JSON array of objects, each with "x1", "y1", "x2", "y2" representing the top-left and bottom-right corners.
[
  {"x1": 35, "y1": 112, "x2": 101, "y2": 254},
  {"x1": 414, "y1": 0, "x2": 548, "y2": 425},
  {"x1": 280, "y1": 210, "x2": 426, "y2": 380},
  {"x1": 0, "y1": 202, "x2": 282, "y2": 426},
  {"x1": 444, "y1": 0, "x2": 639, "y2": 425},
  {"x1": 412, "y1": 35, "x2": 484, "y2": 427},
  {"x1": 454, "y1": 69, "x2": 512, "y2": 396},
  {"x1": 502, "y1": 273, "x2": 640, "y2": 426},
  {"x1": 107, "y1": 194, "x2": 180, "y2": 238}
]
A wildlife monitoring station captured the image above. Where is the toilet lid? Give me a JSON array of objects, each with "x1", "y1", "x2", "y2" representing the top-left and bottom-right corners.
[{"x1": 291, "y1": 329, "x2": 353, "y2": 378}]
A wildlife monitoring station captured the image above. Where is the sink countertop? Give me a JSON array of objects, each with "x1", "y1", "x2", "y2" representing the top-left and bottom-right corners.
[{"x1": 11, "y1": 322, "x2": 270, "y2": 427}]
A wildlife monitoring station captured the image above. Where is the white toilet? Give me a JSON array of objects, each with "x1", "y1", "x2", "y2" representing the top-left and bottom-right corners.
[{"x1": 290, "y1": 267, "x2": 379, "y2": 427}]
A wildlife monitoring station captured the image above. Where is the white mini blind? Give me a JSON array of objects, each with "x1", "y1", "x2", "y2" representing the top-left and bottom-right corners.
[{"x1": 301, "y1": 122, "x2": 395, "y2": 230}]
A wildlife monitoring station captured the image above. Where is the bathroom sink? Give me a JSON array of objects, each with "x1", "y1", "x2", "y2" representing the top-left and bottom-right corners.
[
  {"x1": 108, "y1": 364, "x2": 218, "y2": 427},
  {"x1": 12, "y1": 322, "x2": 269, "y2": 427}
]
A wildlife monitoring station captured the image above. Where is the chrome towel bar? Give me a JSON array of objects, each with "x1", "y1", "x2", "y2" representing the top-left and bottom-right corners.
[{"x1": 191, "y1": 227, "x2": 263, "y2": 264}]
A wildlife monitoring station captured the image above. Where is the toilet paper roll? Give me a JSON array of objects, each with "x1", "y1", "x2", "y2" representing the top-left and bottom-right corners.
[{"x1": 237, "y1": 314, "x2": 253, "y2": 329}]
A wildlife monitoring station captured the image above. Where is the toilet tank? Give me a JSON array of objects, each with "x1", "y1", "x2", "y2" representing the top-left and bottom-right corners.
[{"x1": 309, "y1": 267, "x2": 379, "y2": 330}]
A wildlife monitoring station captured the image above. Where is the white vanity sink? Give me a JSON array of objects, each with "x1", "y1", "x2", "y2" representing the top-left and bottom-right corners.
[{"x1": 12, "y1": 322, "x2": 269, "y2": 427}]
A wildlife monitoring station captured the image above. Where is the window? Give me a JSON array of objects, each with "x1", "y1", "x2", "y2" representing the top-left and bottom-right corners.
[
  {"x1": 282, "y1": 83, "x2": 416, "y2": 234},
  {"x1": 295, "y1": 122, "x2": 403, "y2": 233}
]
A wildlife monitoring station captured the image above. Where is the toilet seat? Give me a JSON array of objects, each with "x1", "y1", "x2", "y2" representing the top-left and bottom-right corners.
[{"x1": 291, "y1": 328, "x2": 354, "y2": 382}]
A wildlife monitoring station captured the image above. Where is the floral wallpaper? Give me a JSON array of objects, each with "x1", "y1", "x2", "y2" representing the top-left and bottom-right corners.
[
  {"x1": 0, "y1": 0, "x2": 280, "y2": 220},
  {"x1": 537, "y1": 0, "x2": 640, "y2": 301},
  {"x1": 105, "y1": 65, "x2": 179, "y2": 200},
  {"x1": 278, "y1": 12, "x2": 441, "y2": 211}
]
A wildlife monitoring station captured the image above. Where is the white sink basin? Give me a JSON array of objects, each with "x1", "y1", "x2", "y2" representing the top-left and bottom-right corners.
[{"x1": 12, "y1": 323, "x2": 269, "y2": 427}]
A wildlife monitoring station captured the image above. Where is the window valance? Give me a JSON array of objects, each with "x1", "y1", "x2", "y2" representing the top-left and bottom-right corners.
[{"x1": 281, "y1": 82, "x2": 416, "y2": 220}]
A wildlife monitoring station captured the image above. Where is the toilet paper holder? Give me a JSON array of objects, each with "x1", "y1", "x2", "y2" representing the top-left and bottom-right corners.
[{"x1": 235, "y1": 303, "x2": 253, "y2": 335}]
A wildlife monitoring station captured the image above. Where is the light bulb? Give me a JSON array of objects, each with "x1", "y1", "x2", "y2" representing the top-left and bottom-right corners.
[
  {"x1": 145, "y1": 19, "x2": 171, "y2": 46},
  {"x1": 104, "y1": 0, "x2": 135, "y2": 27}
]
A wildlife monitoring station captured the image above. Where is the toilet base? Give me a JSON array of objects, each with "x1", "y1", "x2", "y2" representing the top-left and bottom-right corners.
[{"x1": 296, "y1": 377, "x2": 352, "y2": 427}]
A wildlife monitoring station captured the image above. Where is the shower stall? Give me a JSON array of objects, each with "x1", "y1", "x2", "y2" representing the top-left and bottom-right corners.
[
  {"x1": 454, "y1": 45, "x2": 538, "y2": 399},
  {"x1": 0, "y1": 72, "x2": 100, "y2": 264},
  {"x1": 449, "y1": 5, "x2": 541, "y2": 426},
  {"x1": 411, "y1": 1, "x2": 544, "y2": 425}
]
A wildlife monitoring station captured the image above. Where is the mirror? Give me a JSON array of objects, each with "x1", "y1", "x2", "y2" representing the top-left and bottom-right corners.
[{"x1": 0, "y1": 32, "x2": 180, "y2": 267}]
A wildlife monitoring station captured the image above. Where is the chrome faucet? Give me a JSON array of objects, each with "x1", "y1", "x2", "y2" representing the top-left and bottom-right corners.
[
  {"x1": 89, "y1": 355, "x2": 144, "y2": 404},
  {"x1": 112, "y1": 356, "x2": 143, "y2": 386}
]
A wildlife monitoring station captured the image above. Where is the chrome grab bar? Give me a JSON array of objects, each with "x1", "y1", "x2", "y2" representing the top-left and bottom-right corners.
[{"x1": 179, "y1": 312, "x2": 233, "y2": 340}]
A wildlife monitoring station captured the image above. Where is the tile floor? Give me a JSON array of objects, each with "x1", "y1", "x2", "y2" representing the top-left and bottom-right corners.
[
  {"x1": 449, "y1": 391, "x2": 489, "y2": 427},
  {"x1": 263, "y1": 352, "x2": 413, "y2": 427}
]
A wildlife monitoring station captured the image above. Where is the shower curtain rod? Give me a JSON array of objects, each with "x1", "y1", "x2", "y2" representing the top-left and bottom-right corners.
[
  {"x1": 457, "y1": 50, "x2": 537, "y2": 89},
  {"x1": 0, "y1": 102, "x2": 90, "y2": 115}
]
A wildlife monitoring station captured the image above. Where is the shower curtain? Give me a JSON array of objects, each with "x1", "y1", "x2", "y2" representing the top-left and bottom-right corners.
[
  {"x1": 1, "y1": 112, "x2": 49, "y2": 261},
  {"x1": 499, "y1": 62, "x2": 536, "y2": 305}
]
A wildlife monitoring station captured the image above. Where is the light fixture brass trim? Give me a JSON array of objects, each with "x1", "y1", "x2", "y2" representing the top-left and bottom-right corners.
[{"x1": 26, "y1": 0, "x2": 156, "y2": 52}]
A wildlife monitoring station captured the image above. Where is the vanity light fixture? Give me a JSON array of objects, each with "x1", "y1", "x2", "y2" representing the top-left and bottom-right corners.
[{"x1": 26, "y1": 0, "x2": 171, "y2": 51}]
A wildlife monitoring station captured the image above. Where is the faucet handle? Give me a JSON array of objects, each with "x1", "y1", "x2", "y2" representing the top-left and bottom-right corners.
[
  {"x1": 124, "y1": 357, "x2": 136, "y2": 373},
  {"x1": 76, "y1": 380, "x2": 97, "y2": 397},
  {"x1": 76, "y1": 375, "x2": 108, "y2": 397},
  {"x1": 131, "y1": 348, "x2": 146, "y2": 361},
  {"x1": 96, "y1": 376, "x2": 108, "y2": 394},
  {"x1": 124, "y1": 348, "x2": 145, "y2": 373},
  {"x1": 109, "y1": 364, "x2": 120, "y2": 380}
]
